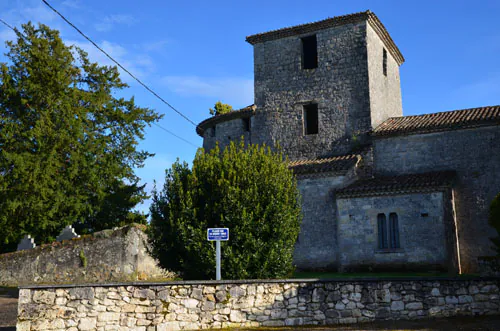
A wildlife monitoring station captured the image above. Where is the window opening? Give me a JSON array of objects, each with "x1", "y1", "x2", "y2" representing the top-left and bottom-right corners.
[
  {"x1": 302, "y1": 35, "x2": 318, "y2": 69},
  {"x1": 377, "y1": 213, "x2": 388, "y2": 249},
  {"x1": 389, "y1": 213, "x2": 400, "y2": 249},
  {"x1": 243, "y1": 118, "x2": 250, "y2": 132},
  {"x1": 383, "y1": 48, "x2": 387, "y2": 76},
  {"x1": 211, "y1": 126, "x2": 216, "y2": 137},
  {"x1": 303, "y1": 104, "x2": 319, "y2": 135}
]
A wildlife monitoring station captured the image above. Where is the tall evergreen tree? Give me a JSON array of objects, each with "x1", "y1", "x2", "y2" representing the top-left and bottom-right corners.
[{"x1": 0, "y1": 23, "x2": 160, "y2": 252}]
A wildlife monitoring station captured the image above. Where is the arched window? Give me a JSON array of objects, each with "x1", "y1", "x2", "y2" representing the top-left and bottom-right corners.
[
  {"x1": 378, "y1": 212, "x2": 400, "y2": 250},
  {"x1": 389, "y1": 213, "x2": 400, "y2": 249},
  {"x1": 377, "y1": 213, "x2": 388, "y2": 249}
]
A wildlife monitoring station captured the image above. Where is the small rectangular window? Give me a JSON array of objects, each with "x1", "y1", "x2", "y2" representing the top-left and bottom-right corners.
[
  {"x1": 383, "y1": 48, "x2": 387, "y2": 76},
  {"x1": 302, "y1": 35, "x2": 318, "y2": 69},
  {"x1": 303, "y1": 104, "x2": 318, "y2": 135},
  {"x1": 211, "y1": 126, "x2": 216, "y2": 137},
  {"x1": 243, "y1": 118, "x2": 250, "y2": 132}
]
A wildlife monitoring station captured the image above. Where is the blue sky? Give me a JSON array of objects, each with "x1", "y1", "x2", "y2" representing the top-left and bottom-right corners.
[{"x1": 1, "y1": 0, "x2": 499, "y2": 214}]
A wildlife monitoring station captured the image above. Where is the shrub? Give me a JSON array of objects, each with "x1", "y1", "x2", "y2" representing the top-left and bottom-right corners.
[{"x1": 149, "y1": 141, "x2": 302, "y2": 280}]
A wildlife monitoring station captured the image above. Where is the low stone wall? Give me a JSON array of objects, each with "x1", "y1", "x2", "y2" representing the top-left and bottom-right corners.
[
  {"x1": 17, "y1": 277, "x2": 500, "y2": 330},
  {"x1": 0, "y1": 225, "x2": 168, "y2": 286}
]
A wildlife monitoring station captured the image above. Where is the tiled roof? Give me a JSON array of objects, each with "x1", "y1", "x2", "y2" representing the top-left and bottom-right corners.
[
  {"x1": 196, "y1": 105, "x2": 256, "y2": 136},
  {"x1": 246, "y1": 10, "x2": 404, "y2": 65},
  {"x1": 373, "y1": 106, "x2": 500, "y2": 137},
  {"x1": 337, "y1": 171, "x2": 456, "y2": 198},
  {"x1": 289, "y1": 154, "x2": 360, "y2": 175}
]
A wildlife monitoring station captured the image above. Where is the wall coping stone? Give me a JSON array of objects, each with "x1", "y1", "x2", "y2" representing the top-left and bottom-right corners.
[{"x1": 19, "y1": 275, "x2": 500, "y2": 289}]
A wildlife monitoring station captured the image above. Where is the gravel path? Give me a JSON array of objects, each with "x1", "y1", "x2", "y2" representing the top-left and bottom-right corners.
[{"x1": 0, "y1": 287, "x2": 17, "y2": 331}]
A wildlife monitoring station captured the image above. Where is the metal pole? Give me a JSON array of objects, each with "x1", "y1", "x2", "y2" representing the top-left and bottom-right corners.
[{"x1": 216, "y1": 240, "x2": 221, "y2": 280}]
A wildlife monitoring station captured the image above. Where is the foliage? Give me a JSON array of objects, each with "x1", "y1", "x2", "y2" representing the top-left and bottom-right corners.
[
  {"x1": 79, "y1": 249, "x2": 87, "y2": 268},
  {"x1": 209, "y1": 101, "x2": 233, "y2": 116},
  {"x1": 0, "y1": 23, "x2": 160, "y2": 252},
  {"x1": 149, "y1": 141, "x2": 302, "y2": 280},
  {"x1": 489, "y1": 193, "x2": 500, "y2": 255}
]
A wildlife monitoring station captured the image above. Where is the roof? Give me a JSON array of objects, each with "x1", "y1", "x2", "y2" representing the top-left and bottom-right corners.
[
  {"x1": 246, "y1": 10, "x2": 404, "y2": 66},
  {"x1": 373, "y1": 105, "x2": 500, "y2": 137},
  {"x1": 196, "y1": 105, "x2": 256, "y2": 136},
  {"x1": 289, "y1": 154, "x2": 360, "y2": 175},
  {"x1": 337, "y1": 171, "x2": 457, "y2": 198}
]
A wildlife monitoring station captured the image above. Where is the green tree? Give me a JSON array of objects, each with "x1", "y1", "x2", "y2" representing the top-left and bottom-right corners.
[
  {"x1": 0, "y1": 23, "x2": 160, "y2": 252},
  {"x1": 489, "y1": 193, "x2": 500, "y2": 255},
  {"x1": 149, "y1": 141, "x2": 302, "y2": 280},
  {"x1": 209, "y1": 101, "x2": 233, "y2": 116}
]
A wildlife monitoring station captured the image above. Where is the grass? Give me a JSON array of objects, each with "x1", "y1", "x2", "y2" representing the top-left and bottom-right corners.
[{"x1": 292, "y1": 271, "x2": 477, "y2": 279}]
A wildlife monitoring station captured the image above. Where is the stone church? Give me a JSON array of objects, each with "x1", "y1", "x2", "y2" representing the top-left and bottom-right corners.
[{"x1": 196, "y1": 11, "x2": 500, "y2": 274}]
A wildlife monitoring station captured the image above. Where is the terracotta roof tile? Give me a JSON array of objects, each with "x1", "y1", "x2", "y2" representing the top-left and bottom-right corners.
[
  {"x1": 337, "y1": 171, "x2": 456, "y2": 198},
  {"x1": 246, "y1": 10, "x2": 404, "y2": 65},
  {"x1": 373, "y1": 106, "x2": 500, "y2": 137},
  {"x1": 196, "y1": 105, "x2": 256, "y2": 136},
  {"x1": 289, "y1": 154, "x2": 360, "y2": 175}
]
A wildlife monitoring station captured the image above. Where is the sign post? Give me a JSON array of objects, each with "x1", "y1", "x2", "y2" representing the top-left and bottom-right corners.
[{"x1": 207, "y1": 228, "x2": 229, "y2": 280}]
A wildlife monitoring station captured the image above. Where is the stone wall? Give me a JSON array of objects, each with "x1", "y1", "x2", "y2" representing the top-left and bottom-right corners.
[
  {"x1": 336, "y1": 191, "x2": 456, "y2": 272},
  {"x1": 0, "y1": 225, "x2": 168, "y2": 286},
  {"x1": 366, "y1": 23, "x2": 403, "y2": 128},
  {"x1": 201, "y1": 117, "x2": 251, "y2": 151},
  {"x1": 373, "y1": 125, "x2": 500, "y2": 272},
  {"x1": 251, "y1": 21, "x2": 372, "y2": 160},
  {"x1": 17, "y1": 277, "x2": 500, "y2": 330},
  {"x1": 294, "y1": 174, "x2": 348, "y2": 270}
]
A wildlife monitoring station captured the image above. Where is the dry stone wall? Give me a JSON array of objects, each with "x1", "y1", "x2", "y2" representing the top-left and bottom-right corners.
[
  {"x1": 18, "y1": 278, "x2": 500, "y2": 330},
  {"x1": 0, "y1": 225, "x2": 167, "y2": 286}
]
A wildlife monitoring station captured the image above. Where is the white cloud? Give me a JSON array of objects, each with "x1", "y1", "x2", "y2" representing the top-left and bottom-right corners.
[
  {"x1": 142, "y1": 40, "x2": 169, "y2": 52},
  {"x1": 67, "y1": 39, "x2": 154, "y2": 82},
  {"x1": 94, "y1": 14, "x2": 137, "y2": 32},
  {"x1": 61, "y1": 0, "x2": 82, "y2": 9},
  {"x1": 162, "y1": 75, "x2": 254, "y2": 108}
]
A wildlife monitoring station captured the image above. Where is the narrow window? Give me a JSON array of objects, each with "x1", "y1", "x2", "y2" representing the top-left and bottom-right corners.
[
  {"x1": 383, "y1": 48, "x2": 387, "y2": 76},
  {"x1": 303, "y1": 104, "x2": 318, "y2": 135},
  {"x1": 211, "y1": 126, "x2": 216, "y2": 137},
  {"x1": 302, "y1": 35, "x2": 318, "y2": 69},
  {"x1": 389, "y1": 213, "x2": 400, "y2": 249},
  {"x1": 377, "y1": 213, "x2": 388, "y2": 249},
  {"x1": 243, "y1": 118, "x2": 250, "y2": 132}
]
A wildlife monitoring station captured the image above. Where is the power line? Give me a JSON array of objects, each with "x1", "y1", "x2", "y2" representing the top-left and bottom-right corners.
[
  {"x1": 41, "y1": 0, "x2": 198, "y2": 128},
  {"x1": 0, "y1": 18, "x2": 15, "y2": 31},
  {"x1": 0, "y1": 18, "x2": 198, "y2": 147}
]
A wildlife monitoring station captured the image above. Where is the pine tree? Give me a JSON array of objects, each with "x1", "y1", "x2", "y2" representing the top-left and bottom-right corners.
[
  {"x1": 0, "y1": 23, "x2": 160, "y2": 252},
  {"x1": 149, "y1": 141, "x2": 302, "y2": 280}
]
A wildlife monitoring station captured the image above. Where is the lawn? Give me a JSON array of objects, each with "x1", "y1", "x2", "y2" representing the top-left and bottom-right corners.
[{"x1": 292, "y1": 271, "x2": 476, "y2": 279}]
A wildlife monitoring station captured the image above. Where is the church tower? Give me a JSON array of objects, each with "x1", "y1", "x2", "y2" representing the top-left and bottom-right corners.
[{"x1": 246, "y1": 10, "x2": 404, "y2": 160}]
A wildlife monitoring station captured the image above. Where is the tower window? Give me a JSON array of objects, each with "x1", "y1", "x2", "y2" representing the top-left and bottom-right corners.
[
  {"x1": 211, "y1": 126, "x2": 216, "y2": 137},
  {"x1": 383, "y1": 48, "x2": 387, "y2": 76},
  {"x1": 378, "y1": 212, "x2": 400, "y2": 250},
  {"x1": 303, "y1": 104, "x2": 318, "y2": 135},
  {"x1": 301, "y1": 35, "x2": 318, "y2": 69},
  {"x1": 243, "y1": 118, "x2": 250, "y2": 132}
]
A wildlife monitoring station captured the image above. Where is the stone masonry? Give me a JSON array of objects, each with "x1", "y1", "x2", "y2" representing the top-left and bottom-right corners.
[
  {"x1": 373, "y1": 126, "x2": 500, "y2": 273},
  {"x1": 196, "y1": 11, "x2": 500, "y2": 273},
  {"x1": 17, "y1": 278, "x2": 500, "y2": 330}
]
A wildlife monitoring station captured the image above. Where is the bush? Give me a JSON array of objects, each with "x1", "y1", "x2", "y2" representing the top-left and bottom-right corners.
[
  {"x1": 149, "y1": 141, "x2": 302, "y2": 280},
  {"x1": 489, "y1": 193, "x2": 500, "y2": 255}
]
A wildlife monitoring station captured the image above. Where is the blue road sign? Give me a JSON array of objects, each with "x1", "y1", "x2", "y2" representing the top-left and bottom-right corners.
[{"x1": 207, "y1": 228, "x2": 229, "y2": 241}]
